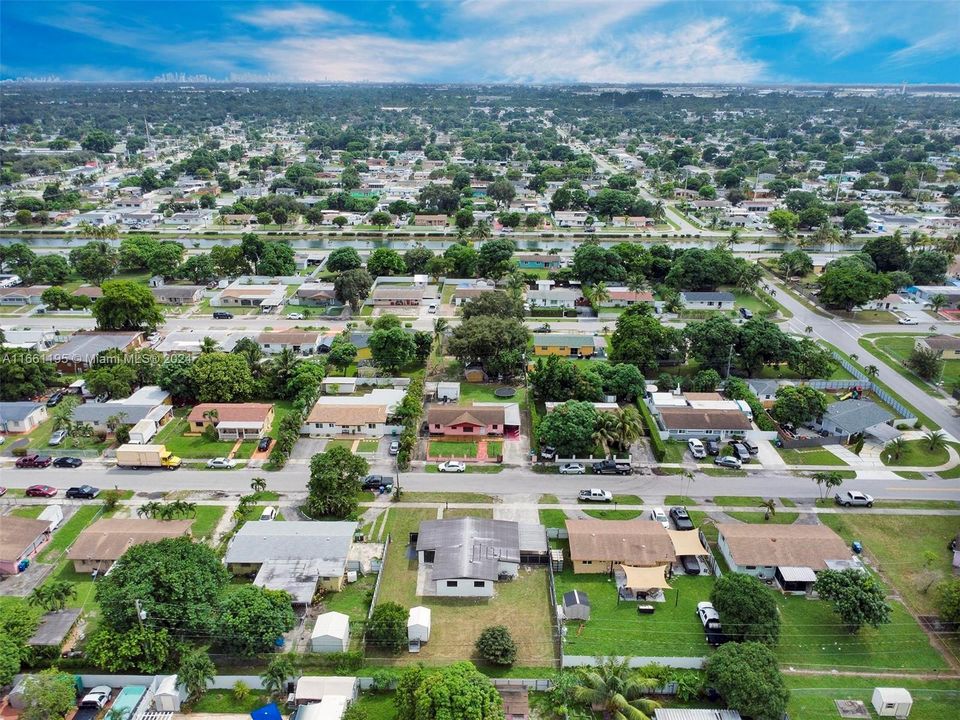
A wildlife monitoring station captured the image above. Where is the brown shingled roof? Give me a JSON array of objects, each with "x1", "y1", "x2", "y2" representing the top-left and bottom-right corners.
[
  {"x1": 565, "y1": 519, "x2": 675, "y2": 566},
  {"x1": 657, "y1": 407, "x2": 751, "y2": 431},
  {"x1": 306, "y1": 404, "x2": 387, "y2": 425},
  {"x1": 0, "y1": 517, "x2": 49, "y2": 560},
  {"x1": 428, "y1": 405, "x2": 505, "y2": 427},
  {"x1": 717, "y1": 523, "x2": 850, "y2": 570},
  {"x1": 67, "y1": 518, "x2": 192, "y2": 562},
  {"x1": 187, "y1": 403, "x2": 274, "y2": 424}
]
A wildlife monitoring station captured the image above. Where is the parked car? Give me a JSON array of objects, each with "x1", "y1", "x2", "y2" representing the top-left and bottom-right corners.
[
  {"x1": 739, "y1": 307, "x2": 753, "y2": 319},
  {"x1": 705, "y1": 440, "x2": 720, "y2": 456},
  {"x1": 437, "y1": 460, "x2": 466, "y2": 473},
  {"x1": 79, "y1": 687, "x2": 112, "y2": 710},
  {"x1": 257, "y1": 436, "x2": 272, "y2": 452},
  {"x1": 697, "y1": 601, "x2": 721, "y2": 628},
  {"x1": 389, "y1": 440, "x2": 400, "y2": 455},
  {"x1": 730, "y1": 443, "x2": 751, "y2": 462},
  {"x1": 591, "y1": 459, "x2": 631, "y2": 475},
  {"x1": 687, "y1": 438, "x2": 706, "y2": 459},
  {"x1": 835, "y1": 490, "x2": 874, "y2": 507},
  {"x1": 650, "y1": 506, "x2": 669, "y2": 529},
  {"x1": 427, "y1": 302, "x2": 438, "y2": 314},
  {"x1": 578, "y1": 488, "x2": 613, "y2": 503},
  {"x1": 177, "y1": 225, "x2": 191, "y2": 231},
  {"x1": 362, "y1": 474, "x2": 394, "y2": 491},
  {"x1": 53, "y1": 457, "x2": 83, "y2": 468},
  {"x1": 25, "y1": 484, "x2": 57, "y2": 497},
  {"x1": 17, "y1": 454, "x2": 52, "y2": 468},
  {"x1": 680, "y1": 556, "x2": 701, "y2": 575},
  {"x1": 559, "y1": 463, "x2": 586, "y2": 475},
  {"x1": 213, "y1": 311, "x2": 233, "y2": 319},
  {"x1": 534, "y1": 324, "x2": 552, "y2": 333},
  {"x1": 66, "y1": 485, "x2": 100, "y2": 499},
  {"x1": 669, "y1": 506, "x2": 695, "y2": 530},
  {"x1": 259, "y1": 506, "x2": 277, "y2": 522},
  {"x1": 207, "y1": 457, "x2": 237, "y2": 469},
  {"x1": 741, "y1": 439, "x2": 759, "y2": 455},
  {"x1": 898, "y1": 316, "x2": 919, "y2": 325},
  {"x1": 286, "y1": 313, "x2": 304, "y2": 320},
  {"x1": 49, "y1": 429, "x2": 68, "y2": 446},
  {"x1": 714, "y1": 455, "x2": 742, "y2": 469},
  {"x1": 540, "y1": 445, "x2": 557, "y2": 460},
  {"x1": 45, "y1": 392, "x2": 64, "y2": 408}
]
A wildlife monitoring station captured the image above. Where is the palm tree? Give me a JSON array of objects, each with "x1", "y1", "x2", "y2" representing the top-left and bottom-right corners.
[
  {"x1": 729, "y1": 227, "x2": 742, "y2": 246},
  {"x1": 30, "y1": 581, "x2": 76, "y2": 612},
  {"x1": 849, "y1": 353, "x2": 859, "y2": 364},
  {"x1": 626, "y1": 274, "x2": 646, "y2": 295},
  {"x1": 505, "y1": 272, "x2": 527, "y2": 302},
  {"x1": 270, "y1": 348, "x2": 301, "y2": 392},
  {"x1": 885, "y1": 437, "x2": 907, "y2": 461},
  {"x1": 470, "y1": 220, "x2": 491, "y2": 242},
  {"x1": 250, "y1": 477, "x2": 267, "y2": 494},
  {"x1": 736, "y1": 263, "x2": 763, "y2": 294},
  {"x1": 432, "y1": 317, "x2": 448, "y2": 357},
  {"x1": 137, "y1": 501, "x2": 162, "y2": 519},
  {"x1": 199, "y1": 336, "x2": 219, "y2": 354},
  {"x1": 924, "y1": 430, "x2": 946, "y2": 452},
  {"x1": 758, "y1": 498, "x2": 777, "y2": 521},
  {"x1": 613, "y1": 407, "x2": 643, "y2": 453},
  {"x1": 652, "y1": 201, "x2": 665, "y2": 222},
  {"x1": 592, "y1": 413, "x2": 619, "y2": 459},
  {"x1": 865, "y1": 365, "x2": 880, "y2": 379},
  {"x1": 178, "y1": 647, "x2": 216, "y2": 703},
  {"x1": 261, "y1": 655, "x2": 297, "y2": 698},
  {"x1": 930, "y1": 294, "x2": 947, "y2": 314},
  {"x1": 805, "y1": 325, "x2": 813, "y2": 335},
  {"x1": 591, "y1": 281, "x2": 611, "y2": 309},
  {"x1": 570, "y1": 657, "x2": 661, "y2": 720}
]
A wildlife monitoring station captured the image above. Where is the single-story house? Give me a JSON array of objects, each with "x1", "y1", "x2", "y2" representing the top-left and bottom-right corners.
[
  {"x1": 427, "y1": 405, "x2": 505, "y2": 436},
  {"x1": 45, "y1": 331, "x2": 142, "y2": 372},
  {"x1": 0, "y1": 516, "x2": 51, "y2": 575},
  {"x1": 817, "y1": 399, "x2": 896, "y2": 443},
  {"x1": 916, "y1": 334, "x2": 960, "y2": 360},
  {"x1": 599, "y1": 289, "x2": 656, "y2": 308},
  {"x1": 717, "y1": 523, "x2": 853, "y2": 593},
  {"x1": 303, "y1": 388, "x2": 406, "y2": 437},
  {"x1": 566, "y1": 519, "x2": 675, "y2": 574},
  {"x1": 653, "y1": 406, "x2": 752, "y2": 440},
  {"x1": 153, "y1": 330, "x2": 246, "y2": 354},
  {"x1": 533, "y1": 333, "x2": 603, "y2": 358},
  {"x1": 258, "y1": 330, "x2": 322, "y2": 355},
  {"x1": 151, "y1": 285, "x2": 205, "y2": 305},
  {"x1": 224, "y1": 521, "x2": 358, "y2": 601},
  {"x1": 679, "y1": 291, "x2": 735, "y2": 310},
  {"x1": 527, "y1": 287, "x2": 581, "y2": 309},
  {"x1": 453, "y1": 286, "x2": 496, "y2": 306},
  {"x1": 311, "y1": 611, "x2": 350, "y2": 653},
  {"x1": 554, "y1": 210, "x2": 588, "y2": 227},
  {"x1": 71, "y1": 403, "x2": 171, "y2": 433},
  {"x1": 746, "y1": 379, "x2": 782, "y2": 407},
  {"x1": 72, "y1": 285, "x2": 103, "y2": 300},
  {"x1": 415, "y1": 517, "x2": 547, "y2": 597},
  {"x1": 0, "y1": 328, "x2": 60, "y2": 351},
  {"x1": 0, "y1": 402, "x2": 49, "y2": 433},
  {"x1": 516, "y1": 253, "x2": 561, "y2": 270},
  {"x1": 611, "y1": 216, "x2": 654, "y2": 228},
  {"x1": 371, "y1": 286, "x2": 425, "y2": 307},
  {"x1": 0, "y1": 286, "x2": 50, "y2": 305},
  {"x1": 906, "y1": 285, "x2": 960, "y2": 305},
  {"x1": 413, "y1": 214, "x2": 447, "y2": 227},
  {"x1": 213, "y1": 284, "x2": 286, "y2": 312},
  {"x1": 295, "y1": 283, "x2": 339, "y2": 307},
  {"x1": 187, "y1": 403, "x2": 275, "y2": 440},
  {"x1": 67, "y1": 518, "x2": 192, "y2": 574},
  {"x1": 864, "y1": 293, "x2": 909, "y2": 312}
]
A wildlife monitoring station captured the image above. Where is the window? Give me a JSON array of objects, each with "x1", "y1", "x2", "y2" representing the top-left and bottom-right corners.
[
  {"x1": 474, "y1": 581, "x2": 485, "y2": 588},
  {"x1": 368, "y1": 423, "x2": 376, "y2": 429},
  {"x1": 446, "y1": 580, "x2": 458, "y2": 588},
  {"x1": 745, "y1": 566, "x2": 756, "y2": 570},
  {"x1": 462, "y1": 426, "x2": 473, "y2": 432}
]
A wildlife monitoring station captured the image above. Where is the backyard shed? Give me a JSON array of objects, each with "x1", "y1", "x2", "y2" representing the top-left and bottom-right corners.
[
  {"x1": 311, "y1": 611, "x2": 350, "y2": 653},
  {"x1": 407, "y1": 606, "x2": 431, "y2": 643},
  {"x1": 436, "y1": 382, "x2": 460, "y2": 401},
  {"x1": 872, "y1": 688, "x2": 912, "y2": 718},
  {"x1": 562, "y1": 590, "x2": 591, "y2": 621},
  {"x1": 37, "y1": 505, "x2": 64, "y2": 531},
  {"x1": 152, "y1": 675, "x2": 184, "y2": 711}
]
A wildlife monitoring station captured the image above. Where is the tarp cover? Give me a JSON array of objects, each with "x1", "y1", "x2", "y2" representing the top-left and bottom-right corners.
[
  {"x1": 616, "y1": 564, "x2": 672, "y2": 591},
  {"x1": 251, "y1": 704, "x2": 283, "y2": 720},
  {"x1": 668, "y1": 529, "x2": 709, "y2": 557}
]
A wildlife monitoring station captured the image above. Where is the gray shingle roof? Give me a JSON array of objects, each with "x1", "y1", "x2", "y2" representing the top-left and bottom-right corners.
[
  {"x1": 224, "y1": 521, "x2": 357, "y2": 574},
  {"x1": 0, "y1": 402, "x2": 44, "y2": 422},
  {"x1": 680, "y1": 292, "x2": 735, "y2": 302},
  {"x1": 416, "y1": 517, "x2": 521, "y2": 582},
  {"x1": 823, "y1": 399, "x2": 894, "y2": 435},
  {"x1": 71, "y1": 403, "x2": 158, "y2": 425}
]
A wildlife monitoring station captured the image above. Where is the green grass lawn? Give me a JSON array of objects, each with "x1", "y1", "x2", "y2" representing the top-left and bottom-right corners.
[
  {"x1": 38, "y1": 505, "x2": 103, "y2": 562},
  {"x1": 664, "y1": 496, "x2": 697, "y2": 506},
  {"x1": 26, "y1": 416, "x2": 110, "y2": 453},
  {"x1": 357, "y1": 440, "x2": 379, "y2": 452},
  {"x1": 612, "y1": 494, "x2": 644, "y2": 504},
  {"x1": 428, "y1": 441, "x2": 478, "y2": 458},
  {"x1": 10, "y1": 506, "x2": 45, "y2": 518},
  {"x1": 442, "y1": 508, "x2": 493, "y2": 519},
  {"x1": 726, "y1": 511, "x2": 800, "y2": 524},
  {"x1": 698, "y1": 468, "x2": 748, "y2": 477},
  {"x1": 325, "y1": 438, "x2": 358, "y2": 451},
  {"x1": 881, "y1": 439, "x2": 950, "y2": 467},
  {"x1": 661, "y1": 441, "x2": 687, "y2": 464},
  {"x1": 554, "y1": 571, "x2": 717, "y2": 658},
  {"x1": 191, "y1": 505, "x2": 227, "y2": 540},
  {"x1": 785, "y1": 675, "x2": 960, "y2": 720},
  {"x1": 872, "y1": 334, "x2": 960, "y2": 391},
  {"x1": 321, "y1": 573, "x2": 376, "y2": 622},
  {"x1": 397, "y1": 491, "x2": 495, "y2": 503},
  {"x1": 486, "y1": 440, "x2": 503, "y2": 457},
  {"x1": 539, "y1": 509, "x2": 568, "y2": 529},
  {"x1": 777, "y1": 447, "x2": 848, "y2": 466},
  {"x1": 583, "y1": 509, "x2": 643, "y2": 520},
  {"x1": 539, "y1": 494, "x2": 560, "y2": 504},
  {"x1": 190, "y1": 690, "x2": 268, "y2": 714},
  {"x1": 374, "y1": 507, "x2": 554, "y2": 666},
  {"x1": 352, "y1": 694, "x2": 396, "y2": 720},
  {"x1": 153, "y1": 413, "x2": 257, "y2": 459},
  {"x1": 459, "y1": 382, "x2": 527, "y2": 406}
]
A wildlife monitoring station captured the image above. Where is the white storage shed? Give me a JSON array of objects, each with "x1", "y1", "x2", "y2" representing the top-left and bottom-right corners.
[
  {"x1": 37, "y1": 505, "x2": 64, "y2": 532},
  {"x1": 152, "y1": 675, "x2": 184, "y2": 711},
  {"x1": 872, "y1": 688, "x2": 912, "y2": 719},
  {"x1": 407, "y1": 606, "x2": 431, "y2": 643},
  {"x1": 311, "y1": 611, "x2": 350, "y2": 653}
]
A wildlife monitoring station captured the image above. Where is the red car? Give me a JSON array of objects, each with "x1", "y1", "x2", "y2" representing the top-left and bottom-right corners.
[
  {"x1": 16, "y1": 454, "x2": 52, "y2": 468},
  {"x1": 25, "y1": 485, "x2": 58, "y2": 497}
]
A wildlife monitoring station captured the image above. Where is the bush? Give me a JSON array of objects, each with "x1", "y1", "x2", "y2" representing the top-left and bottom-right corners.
[
  {"x1": 475, "y1": 625, "x2": 517, "y2": 665},
  {"x1": 637, "y1": 399, "x2": 666, "y2": 461}
]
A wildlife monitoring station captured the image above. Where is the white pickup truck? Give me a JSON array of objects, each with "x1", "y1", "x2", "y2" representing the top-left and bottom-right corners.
[{"x1": 578, "y1": 488, "x2": 613, "y2": 503}]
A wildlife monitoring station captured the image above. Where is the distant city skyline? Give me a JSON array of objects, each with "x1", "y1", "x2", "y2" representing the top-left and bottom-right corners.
[{"x1": 2, "y1": 1, "x2": 958, "y2": 84}]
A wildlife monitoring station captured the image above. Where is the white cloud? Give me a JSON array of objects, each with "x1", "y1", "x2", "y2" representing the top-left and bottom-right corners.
[
  {"x1": 888, "y1": 31, "x2": 957, "y2": 66},
  {"x1": 237, "y1": 3, "x2": 352, "y2": 30}
]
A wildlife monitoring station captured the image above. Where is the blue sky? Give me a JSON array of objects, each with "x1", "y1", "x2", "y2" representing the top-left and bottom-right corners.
[{"x1": 1, "y1": 1, "x2": 958, "y2": 84}]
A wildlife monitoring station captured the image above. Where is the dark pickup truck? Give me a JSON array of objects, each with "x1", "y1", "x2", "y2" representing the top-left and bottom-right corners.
[
  {"x1": 591, "y1": 459, "x2": 632, "y2": 475},
  {"x1": 362, "y1": 475, "x2": 394, "y2": 492}
]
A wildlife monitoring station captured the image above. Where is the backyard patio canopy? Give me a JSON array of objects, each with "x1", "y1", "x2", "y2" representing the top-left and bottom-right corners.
[
  {"x1": 616, "y1": 564, "x2": 672, "y2": 592},
  {"x1": 668, "y1": 530, "x2": 709, "y2": 557}
]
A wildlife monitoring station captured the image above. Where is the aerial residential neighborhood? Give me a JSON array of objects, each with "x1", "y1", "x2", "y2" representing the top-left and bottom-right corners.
[{"x1": 1, "y1": 2, "x2": 959, "y2": 720}]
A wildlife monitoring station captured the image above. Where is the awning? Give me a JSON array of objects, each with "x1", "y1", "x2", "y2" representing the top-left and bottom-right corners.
[
  {"x1": 778, "y1": 566, "x2": 817, "y2": 583},
  {"x1": 616, "y1": 564, "x2": 672, "y2": 591},
  {"x1": 668, "y1": 529, "x2": 709, "y2": 557},
  {"x1": 865, "y1": 422, "x2": 901, "y2": 442}
]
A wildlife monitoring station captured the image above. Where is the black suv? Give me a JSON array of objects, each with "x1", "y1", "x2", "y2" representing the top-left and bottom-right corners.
[
  {"x1": 213, "y1": 311, "x2": 234, "y2": 319},
  {"x1": 591, "y1": 459, "x2": 632, "y2": 475},
  {"x1": 53, "y1": 457, "x2": 83, "y2": 468},
  {"x1": 46, "y1": 392, "x2": 64, "y2": 407},
  {"x1": 669, "y1": 506, "x2": 695, "y2": 530},
  {"x1": 66, "y1": 485, "x2": 100, "y2": 499},
  {"x1": 362, "y1": 475, "x2": 393, "y2": 491},
  {"x1": 258, "y1": 436, "x2": 272, "y2": 452}
]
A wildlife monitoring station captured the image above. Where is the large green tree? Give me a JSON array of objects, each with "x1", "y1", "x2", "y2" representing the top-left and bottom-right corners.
[
  {"x1": 444, "y1": 243, "x2": 479, "y2": 277},
  {"x1": 684, "y1": 315, "x2": 740, "y2": 373},
  {"x1": 706, "y1": 642, "x2": 789, "y2": 720},
  {"x1": 477, "y1": 238, "x2": 516, "y2": 279},
  {"x1": 367, "y1": 248, "x2": 406, "y2": 277},
  {"x1": 537, "y1": 401, "x2": 599, "y2": 457},
  {"x1": 610, "y1": 305, "x2": 683, "y2": 374},
  {"x1": 447, "y1": 316, "x2": 529, "y2": 379},
  {"x1": 81, "y1": 129, "x2": 117, "y2": 153},
  {"x1": 736, "y1": 318, "x2": 794, "y2": 376},
  {"x1": 771, "y1": 385, "x2": 827, "y2": 427},
  {"x1": 366, "y1": 601, "x2": 407, "y2": 653},
  {"x1": 528, "y1": 356, "x2": 603, "y2": 403},
  {"x1": 461, "y1": 291, "x2": 523, "y2": 321},
  {"x1": 335, "y1": 268, "x2": 373, "y2": 311},
  {"x1": 814, "y1": 569, "x2": 892, "y2": 633},
  {"x1": 70, "y1": 240, "x2": 119, "y2": 284},
  {"x1": 0, "y1": 347, "x2": 58, "y2": 401},
  {"x1": 84, "y1": 626, "x2": 174, "y2": 673},
  {"x1": 307, "y1": 445, "x2": 368, "y2": 518},
  {"x1": 92, "y1": 279, "x2": 164, "y2": 330},
  {"x1": 218, "y1": 586, "x2": 296, "y2": 655},
  {"x1": 711, "y1": 573, "x2": 780, "y2": 645},
  {"x1": 402, "y1": 662, "x2": 503, "y2": 720},
  {"x1": 326, "y1": 247, "x2": 362, "y2": 272},
  {"x1": 369, "y1": 327, "x2": 416, "y2": 374},
  {"x1": 787, "y1": 338, "x2": 836, "y2": 380},
  {"x1": 96, "y1": 537, "x2": 229, "y2": 633},
  {"x1": 191, "y1": 352, "x2": 254, "y2": 402},
  {"x1": 817, "y1": 258, "x2": 891, "y2": 311},
  {"x1": 19, "y1": 670, "x2": 77, "y2": 720}
]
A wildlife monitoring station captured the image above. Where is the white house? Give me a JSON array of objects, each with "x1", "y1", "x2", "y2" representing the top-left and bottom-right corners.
[
  {"x1": 554, "y1": 210, "x2": 588, "y2": 227},
  {"x1": 679, "y1": 291, "x2": 735, "y2": 310}
]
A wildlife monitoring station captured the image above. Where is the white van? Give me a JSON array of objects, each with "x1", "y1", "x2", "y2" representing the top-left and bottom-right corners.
[{"x1": 259, "y1": 506, "x2": 277, "y2": 521}]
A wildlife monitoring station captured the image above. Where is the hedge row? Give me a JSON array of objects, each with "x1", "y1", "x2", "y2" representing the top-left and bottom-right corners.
[
  {"x1": 395, "y1": 373, "x2": 425, "y2": 471},
  {"x1": 637, "y1": 398, "x2": 666, "y2": 462}
]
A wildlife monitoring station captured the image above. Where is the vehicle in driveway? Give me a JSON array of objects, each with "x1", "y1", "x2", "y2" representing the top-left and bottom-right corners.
[
  {"x1": 53, "y1": 457, "x2": 83, "y2": 468},
  {"x1": 17, "y1": 454, "x2": 52, "y2": 468},
  {"x1": 362, "y1": 474, "x2": 394, "y2": 491},
  {"x1": 49, "y1": 429, "x2": 68, "y2": 446},
  {"x1": 714, "y1": 455, "x2": 742, "y2": 469},
  {"x1": 705, "y1": 440, "x2": 720, "y2": 456},
  {"x1": 730, "y1": 443, "x2": 751, "y2": 462},
  {"x1": 669, "y1": 506, "x2": 694, "y2": 530},
  {"x1": 437, "y1": 461, "x2": 466, "y2": 473},
  {"x1": 739, "y1": 307, "x2": 753, "y2": 319},
  {"x1": 687, "y1": 438, "x2": 706, "y2": 459},
  {"x1": 258, "y1": 436, "x2": 272, "y2": 452},
  {"x1": 559, "y1": 463, "x2": 585, "y2": 475},
  {"x1": 46, "y1": 392, "x2": 64, "y2": 408},
  {"x1": 26, "y1": 484, "x2": 57, "y2": 497},
  {"x1": 66, "y1": 485, "x2": 100, "y2": 499},
  {"x1": 650, "y1": 507, "x2": 669, "y2": 529},
  {"x1": 207, "y1": 457, "x2": 237, "y2": 469},
  {"x1": 680, "y1": 556, "x2": 701, "y2": 575},
  {"x1": 835, "y1": 490, "x2": 874, "y2": 507},
  {"x1": 696, "y1": 601, "x2": 728, "y2": 646},
  {"x1": 578, "y1": 488, "x2": 613, "y2": 502},
  {"x1": 259, "y1": 506, "x2": 277, "y2": 521},
  {"x1": 898, "y1": 316, "x2": 919, "y2": 325},
  {"x1": 79, "y1": 686, "x2": 112, "y2": 709},
  {"x1": 389, "y1": 440, "x2": 400, "y2": 455},
  {"x1": 741, "y1": 439, "x2": 759, "y2": 455}
]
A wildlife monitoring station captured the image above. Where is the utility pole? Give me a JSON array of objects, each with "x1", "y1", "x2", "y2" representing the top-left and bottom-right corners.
[
  {"x1": 724, "y1": 344, "x2": 735, "y2": 379},
  {"x1": 134, "y1": 599, "x2": 146, "y2": 629}
]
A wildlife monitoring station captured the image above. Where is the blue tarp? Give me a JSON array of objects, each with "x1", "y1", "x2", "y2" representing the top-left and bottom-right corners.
[{"x1": 251, "y1": 703, "x2": 283, "y2": 720}]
